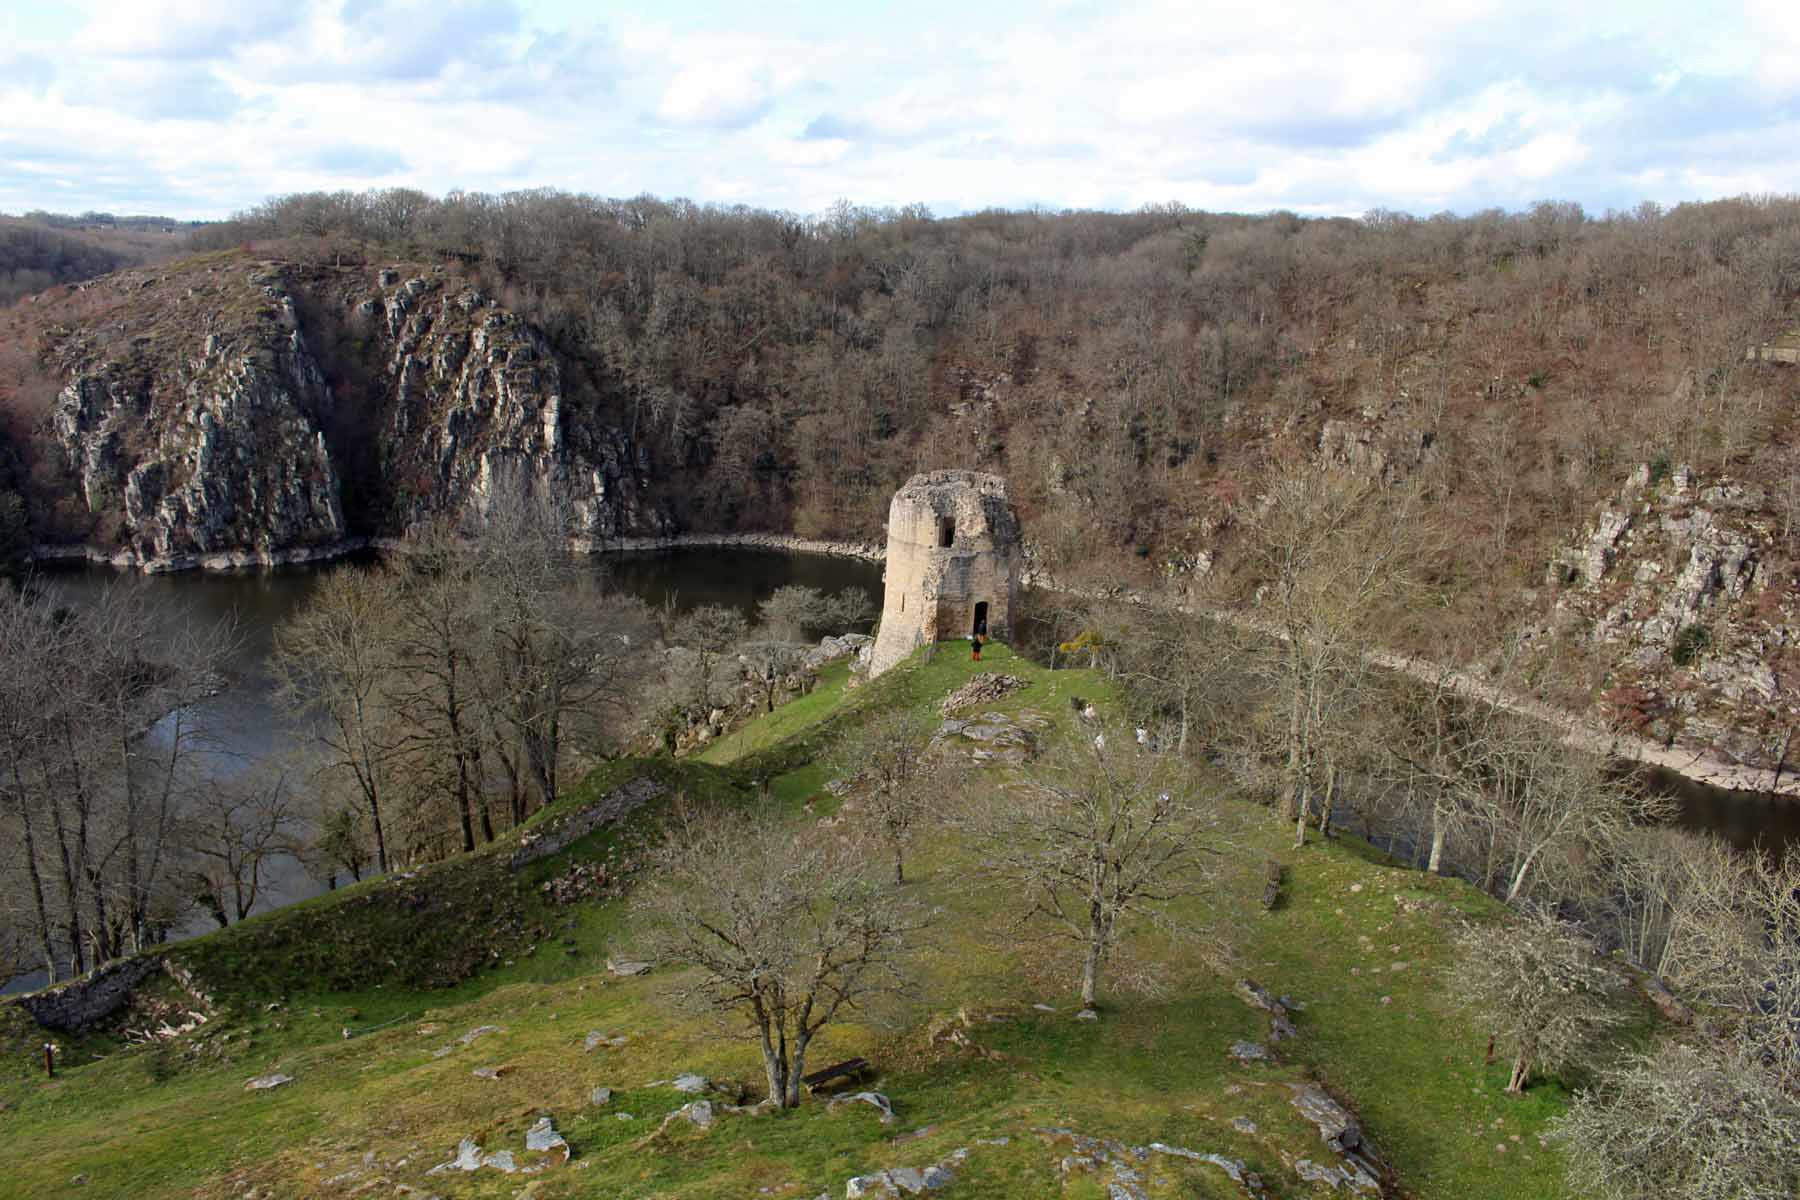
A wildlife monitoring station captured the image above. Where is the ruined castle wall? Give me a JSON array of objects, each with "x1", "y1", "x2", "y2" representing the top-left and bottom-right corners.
[{"x1": 869, "y1": 471, "x2": 1021, "y2": 677}]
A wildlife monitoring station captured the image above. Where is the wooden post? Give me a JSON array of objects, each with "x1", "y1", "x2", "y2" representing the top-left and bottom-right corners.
[{"x1": 42, "y1": 1043, "x2": 54, "y2": 1078}]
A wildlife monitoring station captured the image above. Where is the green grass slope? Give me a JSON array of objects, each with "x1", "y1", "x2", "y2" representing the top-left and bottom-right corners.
[{"x1": 1, "y1": 643, "x2": 1639, "y2": 1199}]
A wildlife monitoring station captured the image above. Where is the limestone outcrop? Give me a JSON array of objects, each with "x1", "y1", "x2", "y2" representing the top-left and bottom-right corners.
[
  {"x1": 1544, "y1": 461, "x2": 1795, "y2": 772},
  {"x1": 32, "y1": 258, "x2": 667, "y2": 570}
]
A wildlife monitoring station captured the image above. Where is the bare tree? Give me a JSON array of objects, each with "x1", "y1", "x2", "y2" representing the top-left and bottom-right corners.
[
  {"x1": 967, "y1": 736, "x2": 1224, "y2": 1008},
  {"x1": 671, "y1": 603, "x2": 749, "y2": 715},
  {"x1": 385, "y1": 522, "x2": 491, "y2": 851},
  {"x1": 1229, "y1": 465, "x2": 1431, "y2": 845},
  {"x1": 1473, "y1": 717, "x2": 1661, "y2": 903},
  {"x1": 273, "y1": 566, "x2": 399, "y2": 873},
  {"x1": 467, "y1": 493, "x2": 656, "y2": 821},
  {"x1": 626, "y1": 804, "x2": 924, "y2": 1107},
  {"x1": 830, "y1": 709, "x2": 942, "y2": 883},
  {"x1": 180, "y1": 765, "x2": 302, "y2": 927},
  {"x1": 1450, "y1": 908, "x2": 1628, "y2": 1093},
  {"x1": 758, "y1": 585, "x2": 829, "y2": 641}
]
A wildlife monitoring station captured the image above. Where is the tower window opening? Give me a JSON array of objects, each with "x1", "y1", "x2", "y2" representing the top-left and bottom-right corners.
[{"x1": 939, "y1": 517, "x2": 955, "y2": 547}]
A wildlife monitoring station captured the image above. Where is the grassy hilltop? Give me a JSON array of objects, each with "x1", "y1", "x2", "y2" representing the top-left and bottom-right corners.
[{"x1": 1, "y1": 643, "x2": 1639, "y2": 1199}]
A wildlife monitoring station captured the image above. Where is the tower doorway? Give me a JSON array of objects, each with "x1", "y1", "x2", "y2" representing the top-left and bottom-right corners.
[{"x1": 972, "y1": 601, "x2": 989, "y2": 638}]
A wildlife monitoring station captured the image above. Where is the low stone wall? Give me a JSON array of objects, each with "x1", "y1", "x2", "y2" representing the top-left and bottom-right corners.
[
  {"x1": 15, "y1": 954, "x2": 162, "y2": 1034},
  {"x1": 508, "y1": 775, "x2": 667, "y2": 871}
]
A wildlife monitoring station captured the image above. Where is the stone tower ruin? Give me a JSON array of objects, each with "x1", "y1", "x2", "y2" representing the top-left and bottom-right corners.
[{"x1": 868, "y1": 470, "x2": 1022, "y2": 678}]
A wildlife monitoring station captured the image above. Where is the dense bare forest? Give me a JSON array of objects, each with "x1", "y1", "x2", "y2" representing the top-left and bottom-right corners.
[{"x1": 172, "y1": 191, "x2": 1800, "y2": 598}]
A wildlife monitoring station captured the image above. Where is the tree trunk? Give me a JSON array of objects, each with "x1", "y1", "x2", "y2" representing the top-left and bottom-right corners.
[
  {"x1": 1506, "y1": 1052, "x2": 1530, "y2": 1094},
  {"x1": 1080, "y1": 936, "x2": 1103, "y2": 1008},
  {"x1": 11, "y1": 780, "x2": 58, "y2": 984},
  {"x1": 1318, "y1": 762, "x2": 1338, "y2": 837},
  {"x1": 787, "y1": 1032, "x2": 812, "y2": 1108}
]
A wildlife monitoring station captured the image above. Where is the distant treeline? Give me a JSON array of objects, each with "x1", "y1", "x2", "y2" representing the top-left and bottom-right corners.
[{"x1": 0, "y1": 212, "x2": 197, "y2": 306}]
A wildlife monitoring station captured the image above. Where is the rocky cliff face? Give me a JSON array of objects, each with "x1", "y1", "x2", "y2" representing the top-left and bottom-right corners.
[
  {"x1": 1543, "y1": 461, "x2": 1797, "y2": 770},
  {"x1": 31, "y1": 257, "x2": 664, "y2": 568}
]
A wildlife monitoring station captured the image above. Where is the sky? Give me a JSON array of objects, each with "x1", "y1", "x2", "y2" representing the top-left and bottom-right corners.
[{"x1": 0, "y1": 0, "x2": 1795, "y2": 221}]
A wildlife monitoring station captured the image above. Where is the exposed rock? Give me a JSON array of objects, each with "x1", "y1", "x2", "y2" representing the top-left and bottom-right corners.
[
  {"x1": 1229, "y1": 1041, "x2": 1271, "y2": 1064},
  {"x1": 1289, "y1": 1084, "x2": 1383, "y2": 1191},
  {"x1": 426, "y1": 1138, "x2": 519, "y2": 1176},
  {"x1": 606, "y1": 958, "x2": 652, "y2": 978},
  {"x1": 829, "y1": 1091, "x2": 896, "y2": 1124},
  {"x1": 525, "y1": 1116, "x2": 569, "y2": 1160},
  {"x1": 458, "y1": 1025, "x2": 502, "y2": 1046},
  {"x1": 244, "y1": 1072, "x2": 294, "y2": 1090},
  {"x1": 931, "y1": 709, "x2": 1046, "y2": 765},
  {"x1": 471, "y1": 1065, "x2": 513, "y2": 1080},
  {"x1": 1233, "y1": 979, "x2": 1288, "y2": 1015},
  {"x1": 590, "y1": 1086, "x2": 613, "y2": 1105},
  {"x1": 939, "y1": 672, "x2": 1029, "y2": 714},
  {"x1": 35, "y1": 260, "x2": 669, "y2": 573},
  {"x1": 805, "y1": 633, "x2": 874, "y2": 671},
  {"x1": 671, "y1": 1072, "x2": 710, "y2": 1094},
  {"x1": 1293, "y1": 1158, "x2": 1379, "y2": 1193},
  {"x1": 1269, "y1": 1014, "x2": 1299, "y2": 1042}
]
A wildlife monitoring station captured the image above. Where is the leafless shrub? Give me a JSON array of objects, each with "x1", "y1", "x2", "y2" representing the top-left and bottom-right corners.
[{"x1": 1554, "y1": 1039, "x2": 1800, "y2": 1200}]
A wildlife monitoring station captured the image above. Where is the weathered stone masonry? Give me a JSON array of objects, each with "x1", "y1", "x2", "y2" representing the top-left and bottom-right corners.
[{"x1": 869, "y1": 470, "x2": 1021, "y2": 677}]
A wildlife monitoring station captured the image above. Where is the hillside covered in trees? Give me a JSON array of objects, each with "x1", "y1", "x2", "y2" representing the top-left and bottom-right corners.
[{"x1": 2, "y1": 191, "x2": 1799, "y2": 770}]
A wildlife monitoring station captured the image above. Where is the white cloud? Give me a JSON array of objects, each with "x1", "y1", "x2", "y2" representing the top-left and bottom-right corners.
[
  {"x1": 657, "y1": 61, "x2": 773, "y2": 129},
  {"x1": 0, "y1": 0, "x2": 1790, "y2": 220}
]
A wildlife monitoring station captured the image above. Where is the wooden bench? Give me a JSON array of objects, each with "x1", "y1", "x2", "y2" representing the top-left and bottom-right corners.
[{"x1": 802, "y1": 1057, "x2": 872, "y2": 1094}]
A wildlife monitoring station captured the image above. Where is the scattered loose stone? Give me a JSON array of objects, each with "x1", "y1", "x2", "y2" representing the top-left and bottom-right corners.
[
  {"x1": 606, "y1": 958, "x2": 651, "y2": 977},
  {"x1": 1032, "y1": 1003, "x2": 1057, "y2": 1012},
  {"x1": 458, "y1": 1025, "x2": 502, "y2": 1046},
  {"x1": 1231, "y1": 1117, "x2": 1257, "y2": 1134},
  {"x1": 1229, "y1": 1041, "x2": 1271, "y2": 1064},
  {"x1": 615, "y1": 1112, "x2": 635, "y2": 1121},
  {"x1": 426, "y1": 1139, "x2": 484, "y2": 1175},
  {"x1": 590, "y1": 1086, "x2": 613, "y2": 1106},
  {"x1": 672, "y1": 1072, "x2": 711, "y2": 1094},
  {"x1": 1075, "y1": 1008, "x2": 1100, "y2": 1021},
  {"x1": 526, "y1": 1116, "x2": 570, "y2": 1160},
  {"x1": 244, "y1": 1073, "x2": 294, "y2": 1090},
  {"x1": 471, "y1": 1065, "x2": 514, "y2": 1080},
  {"x1": 1269, "y1": 1014, "x2": 1299, "y2": 1042}
]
